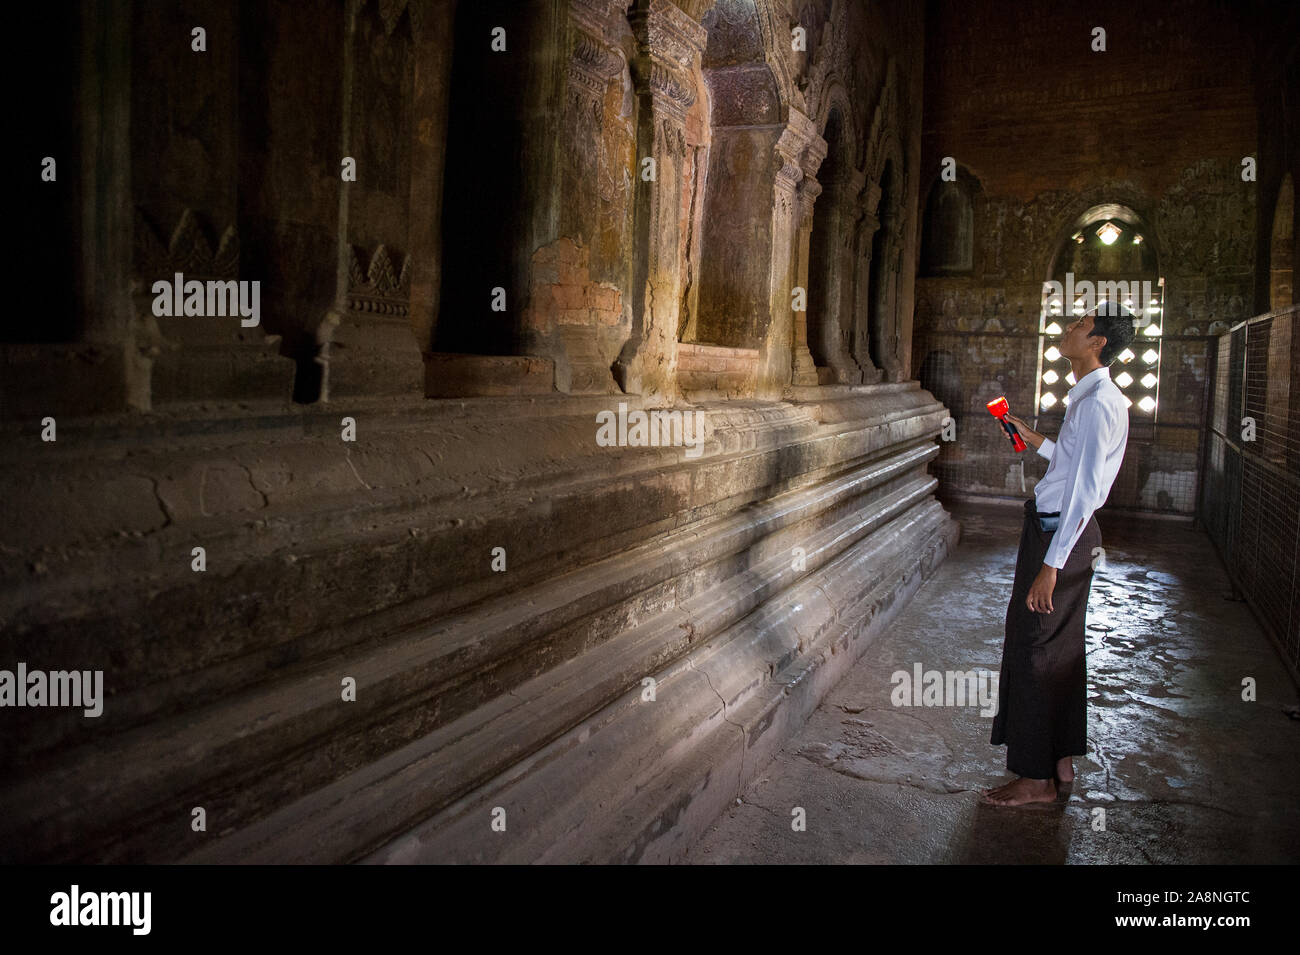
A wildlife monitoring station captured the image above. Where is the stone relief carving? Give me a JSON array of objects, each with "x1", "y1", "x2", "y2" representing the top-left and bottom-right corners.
[
  {"x1": 702, "y1": 0, "x2": 800, "y2": 116},
  {"x1": 802, "y1": 0, "x2": 853, "y2": 131},
  {"x1": 135, "y1": 208, "x2": 238, "y2": 279},
  {"x1": 628, "y1": 2, "x2": 705, "y2": 125},
  {"x1": 350, "y1": 0, "x2": 414, "y2": 202},
  {"x1": 347, "y1": 244, "x2": 411, "y2": 317},
  {"x1": 864, "y1": 61, "x2": 900, "y2": 183},
  {"x1": 568, "y1": 0, "x2": 627, "y2": 110},
  {"x1": 1156, "y1": 158, "x2": 1255, "y2": 275},
  {"x1": 659, "y1": 117, "x2": 689, "y2": 156},
  {"x1": 774, "y1": 118, "x2": 810, "y2": 205}
]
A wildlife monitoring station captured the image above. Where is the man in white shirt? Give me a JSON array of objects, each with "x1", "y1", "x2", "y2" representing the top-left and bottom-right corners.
[{"x1": 983, "y1": 301, "x2": 1136, "y2": 807}]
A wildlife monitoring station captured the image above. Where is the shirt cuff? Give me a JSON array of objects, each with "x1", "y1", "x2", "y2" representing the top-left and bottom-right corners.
[{"x1": 1037, "y1": 437, "x2": 1055, "y2": 461}]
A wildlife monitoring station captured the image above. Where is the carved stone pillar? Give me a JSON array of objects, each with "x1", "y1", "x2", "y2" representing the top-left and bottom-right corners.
[
  {"x1": 876, "y1": 208, "x2": 904, "y2": 381},
  {"x1": 791, "y1": 178, "x2": 822, "y2": 387},
  {"x1": 755, "y1": 123, "x2": 804, "y2": 397},
  {"x1": 851, "y1": 176, "x2": 883, "y2": 381},
  {"x1": 123, "y1": 0, "x2": 292, "y2": 407},
  {"x1": 756, "y1": 108, "x2": 824, "y2": 397},
  {"x1": 82, "y1": 0, "x2": 151, "y2": 413},
  {"x1": 525, "y1": 0, "x2": 629, "y2": 395},
  {"x1": 812, "y1": 167, "x2": 866, "y2": 385},
  {"x1": 851, "y1": 212, "x2": 882, "y2": 384},
  {"x1": 409, "y1": 0, "x2": 458, "y2": 368},
  {"x1": 321, "y1": 0, "x2": 425, "y2": 401},
  {"x1": 612, "y1": 0, "x2": 707, "y2": 400}
]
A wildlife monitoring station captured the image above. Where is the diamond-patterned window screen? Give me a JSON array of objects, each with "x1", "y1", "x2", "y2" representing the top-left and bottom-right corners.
[{"x1": 1035, "y1": 281, "x2": 1165, "y2": 419}]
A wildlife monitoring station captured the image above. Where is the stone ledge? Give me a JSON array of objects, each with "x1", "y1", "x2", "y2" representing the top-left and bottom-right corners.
[
  {"x1": 166, "y1": 496, "x2": 956, "y2": 863},
  {"x1": 423, "y1": 352, "x2": 556, "y2": 397},
  {"x1": 360, "y1": 501, "x2": 958, "y2": 863},
  {"x1": 3, "y1": 451, "x2": 941, "y2": 861},
  {"x1": 0, "y1": 386, "x2": 953, "y2": 862},
  {"x1": 0, "y1": 343, "x2": 139, "y2": 419},
  {"x1": 0, "y1": 400, "x2": 949, "y2": 752}
]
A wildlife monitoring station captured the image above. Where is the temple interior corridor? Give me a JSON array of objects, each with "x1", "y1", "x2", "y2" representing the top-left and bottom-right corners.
[{"x1": 2, "y1": 0, "x2": 1297, "y2": 874}]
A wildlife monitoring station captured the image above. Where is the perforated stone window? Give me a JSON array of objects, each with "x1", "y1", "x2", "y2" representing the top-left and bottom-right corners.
[{"x1": 1035, "y1": 283, "x2": 1165, "y2": 418}]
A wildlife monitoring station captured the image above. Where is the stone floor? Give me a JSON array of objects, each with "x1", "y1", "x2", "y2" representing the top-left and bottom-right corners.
[{"x1": 683, "y1": 499, "x2": 1300, "y2": 864}]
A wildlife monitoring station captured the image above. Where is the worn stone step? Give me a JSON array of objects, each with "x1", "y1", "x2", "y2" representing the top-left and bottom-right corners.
[
  {"x1": 2, "y1": 396, "x2": 942, "y2": 760},
  {"x1": 184, "y1": 498, "x2": 953, "y2": 864},
  {"x1": 1, "y1": 448, "x2": 938, "y2": 860},
  {"x1": 358, "y1": 502, "x2": 958, "y2": 863}
]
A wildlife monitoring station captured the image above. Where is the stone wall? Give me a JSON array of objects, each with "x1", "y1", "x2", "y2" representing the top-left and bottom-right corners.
[
  {"x1": 1, "y1": 0, "x2": 956, "y2": 864},
  {"x1": 914, "y1": 0, "x2": 1262, "y2": 514}
]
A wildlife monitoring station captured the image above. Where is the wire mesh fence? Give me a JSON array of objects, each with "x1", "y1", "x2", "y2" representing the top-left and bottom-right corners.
[{"x1": 1200, "y1": 306, "x2": 1300, "y2": 672}]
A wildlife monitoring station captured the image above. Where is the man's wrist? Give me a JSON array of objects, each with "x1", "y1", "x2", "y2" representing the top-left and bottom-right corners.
[{"x1": 1039, "y1": 563, "x2": 1058, "y2": 576}]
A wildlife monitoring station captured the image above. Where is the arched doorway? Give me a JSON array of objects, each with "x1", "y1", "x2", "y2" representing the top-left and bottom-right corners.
[{"x1": 434, "y1": 1, "x2": 537, "y2": 356}]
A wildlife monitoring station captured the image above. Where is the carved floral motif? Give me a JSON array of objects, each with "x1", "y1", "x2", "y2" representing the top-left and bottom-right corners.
[
  {"x1": 347, "y1": 244, "x2": 411, "y2": 317},
  {"x1": 135, "y1": 208, "x2": 238, "y2": 279}
]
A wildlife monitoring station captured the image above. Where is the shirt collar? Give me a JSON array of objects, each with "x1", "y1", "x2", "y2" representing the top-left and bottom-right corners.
[{"x1": 1068, "y1": 365, "x2": 1109, "y2": 402}]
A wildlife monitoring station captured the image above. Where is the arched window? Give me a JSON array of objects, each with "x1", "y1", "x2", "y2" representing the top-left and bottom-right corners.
[
  {"x1": 1038, "y1": 206, "x2": 1162, "y2": 419},
  {"x1": 920, "y1": 174, "x2": 975, "y2": 274}
]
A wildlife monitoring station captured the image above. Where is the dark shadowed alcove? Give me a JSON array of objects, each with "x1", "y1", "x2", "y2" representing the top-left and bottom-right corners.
[{"x1": 435, "y1": 1, "x2": 539, "y2": 356}]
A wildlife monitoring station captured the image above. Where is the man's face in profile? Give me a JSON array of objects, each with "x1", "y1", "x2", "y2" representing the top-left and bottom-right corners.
[{"x1": 1059, "y1": 312, "x2": 1102, "y2": 361}]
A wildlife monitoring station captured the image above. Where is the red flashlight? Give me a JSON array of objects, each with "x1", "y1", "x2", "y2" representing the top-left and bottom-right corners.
[{"x1": 986, "y1": 396, "x2": 1027, "y2": 452}]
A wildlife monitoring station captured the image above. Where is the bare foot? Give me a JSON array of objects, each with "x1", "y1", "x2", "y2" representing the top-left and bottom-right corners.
[
  {"x1": 981, "y1": 777, "x2": 1057, "y2": 806},
  {"x1": 1056, "y1": 757, "x2": 1074, "y2": 783}
]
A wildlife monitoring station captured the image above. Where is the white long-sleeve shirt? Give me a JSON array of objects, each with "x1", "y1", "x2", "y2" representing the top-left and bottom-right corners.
[{"x1": 1033, "y1": 366, "x2": 1129, "y2": 569}]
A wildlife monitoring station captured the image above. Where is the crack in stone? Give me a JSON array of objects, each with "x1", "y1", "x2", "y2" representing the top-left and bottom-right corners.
[
  {"x1": 1087, "y1": 735, "x2": 1115, "y2": 791},
  {"x1": 238, "y1": 462, "x2": 270, "y2": 509},
  {"x1": 343, "y1": 449, "x2": 373, "y2": 491},
  {"x1": 145, "y1": 474, "x2": 174, "y2": 529},
  {"x1": 813, "y1": 582, "x2": 836, "y2": 616},
  {"x1": 687, "y1": 654, "x2": 748, "y2": 800}
]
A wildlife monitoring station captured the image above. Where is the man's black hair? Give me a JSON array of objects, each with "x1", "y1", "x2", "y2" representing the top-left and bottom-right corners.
[{"x1": 1088, "y1": 301, "x2": 1138, "y2": 365}]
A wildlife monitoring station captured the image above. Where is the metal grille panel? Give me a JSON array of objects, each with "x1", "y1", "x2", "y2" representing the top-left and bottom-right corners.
[{"x1": 1200, "y1": 308, "x2": 1300, "y2": 673}]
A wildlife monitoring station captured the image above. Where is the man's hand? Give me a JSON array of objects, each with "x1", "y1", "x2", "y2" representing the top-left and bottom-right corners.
[
  {"x1": 1026, "y1": 564, "x2": 1057, "y2": 613},
  {"x1": 1006, "y1": 412, "x2": 1046, "y2": 451}
]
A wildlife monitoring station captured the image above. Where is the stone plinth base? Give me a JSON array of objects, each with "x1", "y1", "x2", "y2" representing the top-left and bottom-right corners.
[
  {"x1": 324, "y1": 313, "x2": 424, "y2": 400},
  {"x1": 676, "y1": 342, "x2": 758, "y2": 399},
  {"x1": 0, "y1": 384, "x2": 955, "y2": 863},
  {"x1": 424, "y1": 352, "x2": 556, "y2": 397}
]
